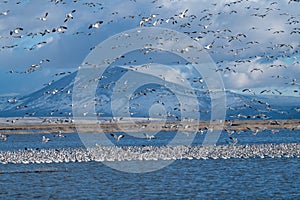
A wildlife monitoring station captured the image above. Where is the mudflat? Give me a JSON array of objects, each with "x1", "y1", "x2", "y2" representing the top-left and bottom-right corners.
[{"x1": 0, "y1": 117, "x2": 299, "y2": 134}]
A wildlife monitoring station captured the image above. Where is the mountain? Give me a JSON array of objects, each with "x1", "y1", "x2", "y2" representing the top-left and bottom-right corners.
[{"x1": 0, "y1": 65, "x2": 299, "y2": 120}]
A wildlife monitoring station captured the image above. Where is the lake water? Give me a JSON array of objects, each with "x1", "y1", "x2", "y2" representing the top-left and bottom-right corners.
[
  {"x1": 1, "y1": 158, "x2": 299, "y2": 199},
  {"x1": 1, "y1": 130, "x2": 300, "y2": 199}
]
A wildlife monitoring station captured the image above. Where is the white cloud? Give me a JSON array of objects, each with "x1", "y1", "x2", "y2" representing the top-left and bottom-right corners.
[{"x1": 222, "y1": 57, "x2": 300, "y2": 89}]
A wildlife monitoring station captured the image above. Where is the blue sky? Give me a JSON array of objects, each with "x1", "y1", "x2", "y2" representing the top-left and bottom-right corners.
[{"x1": 0, "y1": 0, "x2": 299, "y2": 96}]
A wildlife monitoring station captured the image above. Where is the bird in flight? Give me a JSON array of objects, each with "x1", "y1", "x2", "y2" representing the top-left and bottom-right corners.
[
  {"x1": 110, "y1": 133, "x2": 124, "y2": 142},
  {"x1": 10, "y1": 27, "x2": 23, "y2": 35},
  {"x1": 178, "y1": 9, "x2": 189, "y2": 18},
  {"x1": 37, "y1": 12, "x2": 48, "y2": 21},
  {"x1": 64, "y1": 10, "x2": 76, "y2": 23},
  {"x1": 54, "y1": 130, "x2": 65, "y2": 138},
  {"x1": 89, "y1": 21, "x2": 103, "y2": 29},
  {"x1": 143, "y1": 133, "x2": 156, "y2": 141},
  {"x1": 42, "y1": 136, "x2": 50, "y2": 143},
  {"x1": 0, "y1": 134, "x2": 7, "y2": 141},
  {"x1": 227, "y1": 136, "x2": 238, "y2": 146},
  {"x1": 0, "y1": 10, "x2": 9, "y2": 16}
]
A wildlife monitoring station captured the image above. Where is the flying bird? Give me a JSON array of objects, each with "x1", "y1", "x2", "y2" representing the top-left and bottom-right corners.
[
  {"x1": 54, "y1": 131, "x2": 66, "y2": 138},
  {"x1": 10, "y1": 27, "x2": 23, "y2": 35},
  {"x1": 26, "y1": 64, "x2": 42, "y2": 73},
  {"x1": 143, "y1": 133, "x2": 156, "y2": 141},
  {"x1": 52, "y1": 25, "x2": 68, "y2": 33},
  {"x1": 42, "y1": 136, "x2": 50, "y2": 143},
  {"x1": 89, "y1": 21, "x2": 103, "y2": 29},
  {"x1": 204, "y1": 41, "x2": 215, "y2": 50},
  {"x1": 0, "y1": 134, "x2": 7, "y2": 141},
  {"x1": 64, "y1": 10, "x2": 76, "y2": 22},
  {"x1": 227, "y1": 136, "x2": 238, "y2": 146},
  {"x1": 250, "y1": 68, "x2": 263, "y2": 73},
  {"x1": 178, "y1": 9, "x2": 189, "y2": 18},
  {"x1": 37, "y1": 12, "x2": 48, "y2": 21},
  {"x1": 242, "y1": 88, "x2": 256, "y2": 95},
  {"x1": 0, "y1": 10, "x2": 9, "y2": 16},
  {"x1": 110, "y1": 134, "x2": 124, "y2": 142}
]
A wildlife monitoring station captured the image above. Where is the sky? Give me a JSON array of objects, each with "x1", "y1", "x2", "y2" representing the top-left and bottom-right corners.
[{"x1": 0, "y1": 0, "x2": 299, "y2": 96}]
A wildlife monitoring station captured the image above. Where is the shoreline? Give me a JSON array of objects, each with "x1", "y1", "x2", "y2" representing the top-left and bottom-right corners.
[{"x1": 0, "y1": 117, "x2": 300, "y2": 134}]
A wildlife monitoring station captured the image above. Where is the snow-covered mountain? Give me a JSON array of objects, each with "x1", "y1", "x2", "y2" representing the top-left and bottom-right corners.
[{"x1": 0, "y1": 65, "x2": 299, "y2": 120}]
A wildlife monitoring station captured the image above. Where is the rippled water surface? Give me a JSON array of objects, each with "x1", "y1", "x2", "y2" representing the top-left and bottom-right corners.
[
  {"x1": 1, "y1": 158, "x2": 299, "y2": 199},
  {"x1": 1, "y1": 130, "x2": 300, "y2": 199}
]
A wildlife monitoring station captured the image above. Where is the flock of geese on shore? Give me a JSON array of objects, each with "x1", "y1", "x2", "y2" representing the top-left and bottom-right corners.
[{"x1": 0, "y1": 143, "x2": 299, "y2": 164}]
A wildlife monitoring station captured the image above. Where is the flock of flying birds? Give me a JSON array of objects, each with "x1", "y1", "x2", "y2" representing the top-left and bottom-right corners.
[
  {"x1": 0, "y1": 0, "x2": 299, "y2": 87},
  {"x1": 0, "y1": 0, "x2": 299, "y2": 140},
  {"x1": 0, "y1": 131, "x2": 157, "y2": 145}
]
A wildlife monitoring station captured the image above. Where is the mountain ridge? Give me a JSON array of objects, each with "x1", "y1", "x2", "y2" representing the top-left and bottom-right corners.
[{"x1": 0, "y1": 66, "x2": 299, "y2": 120}]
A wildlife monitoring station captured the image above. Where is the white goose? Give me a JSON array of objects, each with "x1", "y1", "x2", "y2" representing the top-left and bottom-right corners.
[
  {"x1": 143, "y1": 133, "x2": 155, "y2": 141},
  {"x1": 42, "y1": 136, "x2": 50, "y2": 143},
  {"x1": 110, "y1": 134, "x2": 124, "y2": 142}
]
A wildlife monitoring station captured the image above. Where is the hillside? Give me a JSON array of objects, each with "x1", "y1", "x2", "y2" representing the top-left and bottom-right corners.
[{"x1": 0, "y1": 65, "x2": 299, "y2": 120}]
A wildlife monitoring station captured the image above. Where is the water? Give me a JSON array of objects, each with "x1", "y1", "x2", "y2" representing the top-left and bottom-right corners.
[
  {"x1": 1, "y1": 129, "x2": 300, "y2": 150},
  {"x1": 1, "y1": 158, "x2": 299, "y2": 199},
  {"x1": 1, "y1": 130, "x2": 300, "y2": 199}
]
